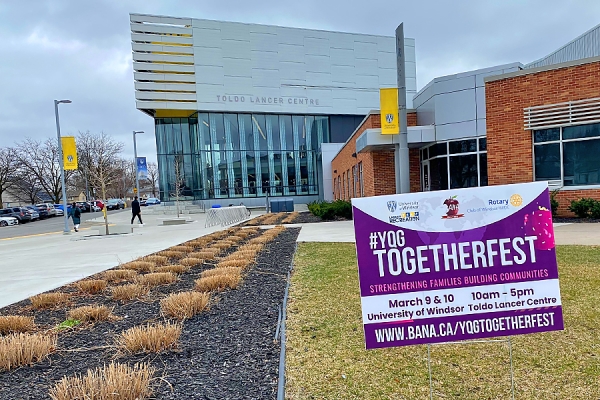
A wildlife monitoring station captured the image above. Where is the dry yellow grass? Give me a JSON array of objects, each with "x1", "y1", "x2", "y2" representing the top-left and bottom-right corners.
[
  {"x1": 67, "y1": 305, "x2": 113, "y2": 323},
  {"x1": 154, "y1": 264, "x2": 190, "y2": 274},
  {"x1": 117, "y1": 322, "x2": 182, "y2": 353},
  {"x1": 238, "y1": 243, "x2": 264, "y2": 252},
  {"x1": 0, "y1": 333, "x2": 56, "y2": 371},
  {"x1": 216, "y1": 259, "x2": 251, "y2": 270},
  {"x1": 169, "y1": 245, "x2": 194, "y2": 253},
  {"x1": 30, "y1": 293, "x2": 70, "y2": 309},
  {"x1": 0, "y1": 316, "x2": 35, "y2": 335},
  {"x1": 179, "y1": 257, "x2": 203, "y2": 267},
  {"x1": 111, "y1": 284, "x2": 149, "y2": 301},
  {"x1": 49, "y1": 362, "x2": 154, "y2": 400},
  {"x1": 189, "y1": 249, "x2": 219, "y2": 259},
  {"x1": 222, "y1": 250, "x2": 258, "y2": 261},
  {"x1": 104, "y1": 269, "x2": 138, "y2": 282},
  {"x1": 210, "y1": 242, "x2": 233, "y2": 250},
  {"x1": 195, "y1": 274, "x2": 241, "y2": 292},
  {"x1": 158, "y1": 250, "x2": 186, "y2": 259},
  {"x1": 226, "y1": 235, "x2": 245, "y2": 243},
  {"x1": 282, "y1": 211, "x2": 299, "y2": 224},
  {"x1": 119, "y1": 261, "x2": 155, "y2": 273},
  {"x1": 160, "y1": 291, "x2": 210, "y2": 320},
  {"x1": 201, "y1": 267, "x2": 242, "y2": 279},
  {"x1": 76, "y1": 279, "x2": 107, "y2": 294},
  {"x1": 142, "y1": 255, "x2": 168, "y2": 266},
  {"x1": 137, "y1": 272, "x2": 177, "y2": 287}
]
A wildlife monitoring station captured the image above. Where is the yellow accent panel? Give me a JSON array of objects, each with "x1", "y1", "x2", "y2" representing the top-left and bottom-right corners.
[
  {"x1": 154, "y1": 110, "x2": 196, "y2": 118},
  {"x1": 380, "y1": 88, "x2": 400, "y2": 135},
  {"x1": 150, "y1": 41, "x2": 192, "y2": 47},
  {"x1": 151, "y1": 51, "x2": 193, "y2": 56}
]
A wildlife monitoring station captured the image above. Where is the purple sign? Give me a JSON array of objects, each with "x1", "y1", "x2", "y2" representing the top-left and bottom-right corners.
[{"x1": 351, "y1": 182, "x2": 563, "y2": 349}]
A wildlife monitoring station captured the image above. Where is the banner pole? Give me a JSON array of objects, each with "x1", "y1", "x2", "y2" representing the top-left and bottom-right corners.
[
  {"x1": 508, "y1": 336, "x2": 515, "y2": 400},
  {"x1": 427, "y1": 344, "x2": 433, "y2": 400}
]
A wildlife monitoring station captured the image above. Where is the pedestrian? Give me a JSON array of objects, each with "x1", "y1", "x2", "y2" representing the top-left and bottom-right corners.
[
  {"x1": 68, "y1": 202, "x2": 81, "y2": 232},
  {"x1": 131, "y1": 196, "x2": 143, "y2": 225}
]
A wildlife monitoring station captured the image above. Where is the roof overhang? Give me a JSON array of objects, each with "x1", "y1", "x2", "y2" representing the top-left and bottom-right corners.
[{"x1": 356, "y1": 125, "x2": 436, "y2": 153}]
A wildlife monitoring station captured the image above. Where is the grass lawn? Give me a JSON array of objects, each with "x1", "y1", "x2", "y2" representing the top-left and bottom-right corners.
[{"x1": 285, "y1": 243, "x2": 600, "y2": 400}]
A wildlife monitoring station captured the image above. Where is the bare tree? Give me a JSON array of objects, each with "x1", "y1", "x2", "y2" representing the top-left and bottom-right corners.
[
  {"x1": 145, "y1": 162, "x2": 159, "y2": 198},
  {"x1": 8, "y1": 173, "x2": 43, "y2": 205},
  {"x1": 14, "y1": 138, "x2": 76, "y2": 203},
  {"x1": 77, "y1": 131, "x2": 124, "y2": 234},
  {"x1": 172, "y1": 155, "x2": 184, "y2": 218},
  {"x1": 0, "y1": 147, "x2": 18, "y2": 208}
]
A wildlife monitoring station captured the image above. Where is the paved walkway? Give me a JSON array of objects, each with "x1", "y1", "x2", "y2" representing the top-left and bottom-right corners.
[{"x1": 0, "y1": 210, "x2": 598, "y2": 309}]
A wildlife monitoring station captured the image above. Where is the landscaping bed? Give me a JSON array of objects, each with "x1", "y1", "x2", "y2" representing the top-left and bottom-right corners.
[
  {"x1": 242, "y1": 211, "x2": 323, "y2": 226},
  {"x1": 0, "y1": 226, "x2": 299, "y2": 400}
]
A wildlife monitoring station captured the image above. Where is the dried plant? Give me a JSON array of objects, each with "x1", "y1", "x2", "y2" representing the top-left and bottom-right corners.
[
  {"x1": 222, "y1": 250, "x2": 258, "y2": 261},
  {"x1": 137, "y1": 272, "x2": 177, "y2": 287},
  {"x1": 217, "y1": 259, "x2": 252, "y2": 270},
  {"x1": 201, "y1": 267, "x2": 242, "y2": 279},
  {"x1": 189, "y1": 249, "x2": 219, "y2": 260},
  {"x1": 160, "y1": 292, "x2": 210, "y2": 320},
  {"x1": 142, "y1": 255, "x2": 168, "y2": 266},
  {"x1": 119, "y1": 261, "x2": 155, "y2": 273},
  {"x1": 49, "y1": 362, "x2": 154, "y2": 400},
  {"x1": 154, "y1": 265, "x2": 190, "y2": 274},
  {"x1": 0, "y1": 316, "x2": 35, "y2": 335},
  {"x1": 104, "y1": 269, "x2": 138, "y2": 282},
  {"x1": 282, "y1": 211, "x2": 299, "y2": 224},
  {"x1": 195, "y1": 274, "x2": 241, "y2": 292},
  {"x1": 111, "y1": 284, "x2": 149, "y2": 301},
  {"x1": 0, "y1": 333, "x2": 56, "y2": 371},
  {"x1": 169, "y1": 245, "x2": 194, "y2": 253},
  {"x1": 226, "y1": 235, "x2": 245, "y2": 243},
  {"x1": 117, "y1": 322, "x2": 182, "y2": 353},
  {"x1": 238, "y1": 244, "x2": 264, "y2": 252},
  {"x1": 158, "y1": 250, "x2": 186, "y2": 259},
  {"x1": 211, "y1": 241, "x2": 233, "y2": 250},
  {"x1": 179, "y1": 257, "x2": 203, "y2": 267},
  {"x1": 30, "y1": 293, "x2": 70, "y2": 309},
  {"x1": 76, "y1": 279, "x2": 107, "y2": 294},
  {"x1": 67, "y1": 306, "x2": 113, "y2": 323}
]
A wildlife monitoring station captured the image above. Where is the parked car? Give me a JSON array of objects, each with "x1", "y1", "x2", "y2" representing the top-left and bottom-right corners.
[
  {"x1": 0, "y1": 208, "x2": 30, "y2": 223},
  {"x1": 143, "y1": 197, "x2": 161, "y2": 206},
  {"x1": 26, "y1": 208, "x2": 40, "y2": 221},
  {"x1": 91, "y1": 204, "x2": 101, "y2": 212},
  {"x1": 91, "y1": 200, "x2": 104, "y2": 210},
  {"x1": 54, "y1": 206, "x2": 64, "y2": 216},
  {"x1": 0, "y1": 216, "x2": 18, "y2": 227},
  {"x1": 36, "y1": 203, "x2": 57, "y2": 217},
  {"x1": 26, "y1": 205, "x2": 48, "y2": 219},
  {"x1": 106, "y1": 199, "x2": 125, "y2": 210},
  {"x1": 75, "y1": 201, "x2": 92, "y2": 213}
]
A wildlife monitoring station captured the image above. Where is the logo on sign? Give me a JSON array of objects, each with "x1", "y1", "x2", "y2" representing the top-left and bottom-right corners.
[
  {"x1": 385, "y1": 113, "x2": 394, "y2": 123},
  {"x1": 389, "y1": 211, "x2": 419, "y2": 223},
  {"x1": 67, "y1": 155, "x2": 74, "y2": 163},
  {"x1": 442, "y1": 195, "x2": 464, "y2": 219},
  {"x1": 387, "y1": 201, "x2": 397, "y2": 213}
]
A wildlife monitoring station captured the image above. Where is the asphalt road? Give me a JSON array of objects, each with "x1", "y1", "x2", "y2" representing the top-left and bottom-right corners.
[{"x1": 0, "y1": 209, "x2": 127, "y2": 240}]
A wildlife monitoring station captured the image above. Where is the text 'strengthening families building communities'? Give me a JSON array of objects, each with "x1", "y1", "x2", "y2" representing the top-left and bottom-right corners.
[{"x1": 130, "y1": 14, "x2": 600, "y2": 214}]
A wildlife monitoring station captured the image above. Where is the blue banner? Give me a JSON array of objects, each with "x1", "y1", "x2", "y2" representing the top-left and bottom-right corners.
[{"x1": 137, "y1": 157, "x2": 148, "y2": 180}]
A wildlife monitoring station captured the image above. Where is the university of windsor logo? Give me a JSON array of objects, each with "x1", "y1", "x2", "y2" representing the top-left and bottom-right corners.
[
  {"x1": 385, "y1": 113, "x2": 394, "y2": 123},
  {"x1": 387, "y1": 201, "x2": 397, "y2": 213}
]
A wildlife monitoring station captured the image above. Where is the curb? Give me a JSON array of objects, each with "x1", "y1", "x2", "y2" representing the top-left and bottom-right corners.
[{"x1": 277, "y1": 242, "x2": 297, "y2": 400}]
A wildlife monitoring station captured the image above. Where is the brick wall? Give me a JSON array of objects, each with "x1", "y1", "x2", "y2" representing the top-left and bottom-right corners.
[
  {"x1": 485, "y1": 60, "x2": 600, "y2": 216},
  {"x1": 409, "y1": 148, "x2": 421, "y2": 192},
  {"x1": 331, "y1": 111, "x2": 419, "y2": 199}
]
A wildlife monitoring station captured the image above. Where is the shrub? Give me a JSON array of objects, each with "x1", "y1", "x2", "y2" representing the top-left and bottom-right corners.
[
  {"x1": 160, "y1": 292, "x2": 210, "y2": 320},
  {"x1": 118, "y1": 322, "x2": 181, "y2": 354},
  {"x1": 308, "y1": 200, "x2": 352, "y2": 220},
  {"x1": 137, "y1": 272, "x2": 177, "y2": 287},
  {"x1": 195, "y1": 274, "x2": 241, "y2": 292},
  {"x1": 590, "y1": 201, "x2": 600, "y2": 219},
  {"x1": 0, "y1": 333, "x2": 56, "y2": 371},
  {"x1": 120, "y1": 261, "x2": 155, "y2": 273},
  {"x1": 67, "y1": 306, "x2": 113, "y2": 323},
  {"x1": 49, "y1": 362, "x2": 155, "y2": 400},
  {"x1": 76, "y1": 279, "x2": 107, "y2": 294},
  {"x1": 550, "y1": 190, "x2": 560, "y2": 217},
  {"x1": 0, "y1": 316, "x2": 35, "y2": 335},
  {"x1": 568, "y1": 198, "x2": 597, "y2": 218},
  {"x1": 30, "y1": 293, "x2": 70, "y2": 309},
  {"x1": 104, "y1": 269, "x2": 138, "y2": 282},
  {"x1": 111, "y1": 284, "x2": 149, "y2": 301}
]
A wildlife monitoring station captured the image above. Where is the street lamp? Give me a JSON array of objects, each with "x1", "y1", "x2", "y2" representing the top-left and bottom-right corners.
[
  {"x1": 54, "y1": 99, "x2": 72, "y2": 234},
  {"x1": 133, "y1": 131, "x2": 144, "y2": 198}
]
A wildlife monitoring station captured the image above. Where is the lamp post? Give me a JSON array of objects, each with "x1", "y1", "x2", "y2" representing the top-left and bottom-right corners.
[
  {"x1": 54, "y1": 99, "x2": 72, "y2": 234},
  {"x1": 133, "y1": 131, "x2": 144, "y2": 198}
]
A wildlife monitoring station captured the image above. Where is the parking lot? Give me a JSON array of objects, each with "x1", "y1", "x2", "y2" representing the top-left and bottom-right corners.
[{"x1": 0, "y1": 209, "x2": 126, "y2": 240}]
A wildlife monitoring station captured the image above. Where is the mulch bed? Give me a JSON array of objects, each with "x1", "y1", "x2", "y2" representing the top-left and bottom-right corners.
[
  {"x1": 241, "y1": 211, "x2": 350, "y2": 226},
  {"x1": 0, "y1": 227, "x2": 300, "y2": 400}
]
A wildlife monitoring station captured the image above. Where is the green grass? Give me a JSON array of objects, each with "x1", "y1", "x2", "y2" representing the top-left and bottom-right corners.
[
  {"x1": 55, "y1": 319, "x2": 81, "y2": 331},
  {"x1": 285, "y1": 243, "x2": 600, "y2": 400}
]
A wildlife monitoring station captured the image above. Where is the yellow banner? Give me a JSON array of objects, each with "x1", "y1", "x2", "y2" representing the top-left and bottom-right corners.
[
  {"x1": 61, "y1": 136, "x2": 78, "y2": 170},
  {"x1": 380, "y1": 88, "x2": 400, "y2": 134}
]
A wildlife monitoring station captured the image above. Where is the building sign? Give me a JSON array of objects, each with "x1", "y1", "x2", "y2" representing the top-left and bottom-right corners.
[
  {"x1": 61, "y1": 136, "x2": 78, "y2": 170},
  {"x1": 380, "y1": 88, "x2": 399, "y2": 134},
  {"x1": 216, "y1": 95, "x2": 320, "y2": 106},
  {"x1": 137, "y1": 157, "x2": 148, "y2": 181},
  {"x1": 352, "y1": 182, "x2": 563, "y2": 349}
]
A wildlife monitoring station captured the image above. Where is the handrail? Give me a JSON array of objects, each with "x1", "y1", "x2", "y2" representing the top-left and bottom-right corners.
[{"x1": 204, "y1": 206, "x2": 250, "y2": 228}]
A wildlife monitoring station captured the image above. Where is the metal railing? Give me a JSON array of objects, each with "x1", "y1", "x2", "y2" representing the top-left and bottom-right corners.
[{"x1": 204, "y1": 206, "x2": 251, "y2": 228}]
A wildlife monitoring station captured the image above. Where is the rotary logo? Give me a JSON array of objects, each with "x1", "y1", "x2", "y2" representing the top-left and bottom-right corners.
[
  {"x1": 442, "y1": 195, "x2": 464, "y2": 219},
  {"x1": 510, "y1": 194, "x2": 523, "y2": 207}
]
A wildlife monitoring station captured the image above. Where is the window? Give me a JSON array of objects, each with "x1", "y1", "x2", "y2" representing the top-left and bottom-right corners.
[
  {"x1": 346, "y1": 169, "x2": 351, "y2": 199},
  {"x1": 342, "y1": 172, "x2": 346, "y2": 199},
  {"x1": 352, "y1": 165, "x2": 357, "y2": 197},
  {"x1": 359, "y1": 162, "x2": 364, "y2": 197},
  {"x1": 533, "y1": 122, "x2": 600, "y2": 186}
]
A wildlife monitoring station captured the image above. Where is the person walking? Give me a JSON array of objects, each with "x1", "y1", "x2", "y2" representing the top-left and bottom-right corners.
[
  {"x1": 68, "y1": 202, "x2": 81, "y2": 232},
  {"x1": 131, "y1": 196, "x2": 143, "y2": 225}
]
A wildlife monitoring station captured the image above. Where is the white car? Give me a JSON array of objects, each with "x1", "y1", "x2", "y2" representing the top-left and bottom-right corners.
[{"x1": 0, "y1": 216, "x2": 18, "y2": 227}]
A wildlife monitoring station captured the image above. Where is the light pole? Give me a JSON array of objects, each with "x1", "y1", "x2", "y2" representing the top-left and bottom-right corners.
[
  {"x1": 133, "y1": 131, "x2": 144, "y2": 198},
  {"x1": 54, "y1": 99, "x2": 72, "y2": 234}
]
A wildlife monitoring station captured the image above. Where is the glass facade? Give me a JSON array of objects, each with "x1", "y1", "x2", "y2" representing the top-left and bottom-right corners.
[
  {"x1": 155, "y1": 113, "x2": 330, "y2": 201},
  {"x1": 533, "y1": 123, "x2": 600, "y2": 186},
  {"x1": 420, "y1": 138, "x2": 488, "y2": 191}
]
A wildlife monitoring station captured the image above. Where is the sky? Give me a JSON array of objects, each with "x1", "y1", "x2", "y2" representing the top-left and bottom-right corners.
[{"x1": 1, "y1": 0, "x2": 599, "y2": 163}]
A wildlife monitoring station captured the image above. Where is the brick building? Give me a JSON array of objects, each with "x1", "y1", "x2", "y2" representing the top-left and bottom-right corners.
[{"x1": 331, "y1": 23, "x2": 600, "y2": 216}]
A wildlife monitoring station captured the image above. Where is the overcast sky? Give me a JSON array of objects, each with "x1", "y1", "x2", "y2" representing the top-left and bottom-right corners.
[{"x1": 1, "y1": 0, "x2": 599, "y2": 163}]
